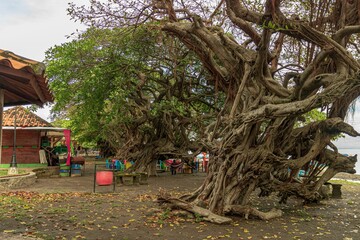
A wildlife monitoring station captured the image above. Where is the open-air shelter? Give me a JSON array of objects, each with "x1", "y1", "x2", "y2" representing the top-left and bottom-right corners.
[{"x1": 0, "y1": 49, "x2": 54, "y2": 164}]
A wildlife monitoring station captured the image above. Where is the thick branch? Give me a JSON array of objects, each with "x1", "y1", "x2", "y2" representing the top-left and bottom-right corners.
[
  {"x1": 230, "y1": 64, "x2": 251, "y2": 118},
  {"x1": 333, "y1": 25, "x2": 360, "y2": 43},
  {"x1": 226, "y1": 8, "x2": 261, "y2": 45},
  {"x1": 237, "y1": 75, "x2": 360, "y2": 124},
  {"x1": 287, "y1": 118, "x2": 359, "y2": 168},
  {"x1": 224, "y1": 205, "x2": 283, "y2": 220},
  {"x1": 226, "y1": 0, "x2": 262, "y2": 24},
  {"x1": 324, "y1": 149, "x2": 358, "y2": 173},
  {"x1": 157, "y1": 189, "x2": 232, "y2": 224}
]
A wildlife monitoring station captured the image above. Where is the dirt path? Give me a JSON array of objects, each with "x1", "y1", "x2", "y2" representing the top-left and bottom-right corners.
[{"x1": 1, "y1": 160, "x2": 359, "y2": 240}]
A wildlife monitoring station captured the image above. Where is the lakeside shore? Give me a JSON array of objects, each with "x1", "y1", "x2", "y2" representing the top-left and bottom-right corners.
[{"x1": 334, "y1": 172, "x2": 360, "y2": 182}]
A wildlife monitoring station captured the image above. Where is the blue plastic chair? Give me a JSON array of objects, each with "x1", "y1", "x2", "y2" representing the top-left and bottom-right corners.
[
  {"x1": 119, "y1": 162, "x2": 125, "y2": 171},
  {"x1": 105, "y1": 159, "x2": 110, "y2": 169},
  {"x1": 114, "y1": 160, "x2": 121, "y2": 170}
]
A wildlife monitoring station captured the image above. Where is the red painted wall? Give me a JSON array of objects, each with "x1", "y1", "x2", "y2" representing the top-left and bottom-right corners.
[{"x1": 1, "y1": 130, "x2": 40, "y2": 164}]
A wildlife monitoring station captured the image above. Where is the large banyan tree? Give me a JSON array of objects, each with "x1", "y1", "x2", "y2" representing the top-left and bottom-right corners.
[
  {"x1": 69, "y1": 0, "x2": 360, "y2": 222},
  {"x1": 46, "y1": 26, "x2": 220, "y2": 174}
]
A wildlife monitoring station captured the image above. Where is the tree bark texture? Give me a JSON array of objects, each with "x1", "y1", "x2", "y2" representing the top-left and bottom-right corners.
[
  {"x1": 160, "y1": 0, "x2": 360, "y2": 216},
  {"x1": 70, "y1": 0, "x2": 360, "y2": 221}
]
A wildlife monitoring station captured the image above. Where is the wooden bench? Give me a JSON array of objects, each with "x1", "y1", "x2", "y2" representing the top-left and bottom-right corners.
[
  {"x1": 299, "y1": 174, "x2": 342, "y2": 198},
  {"x1": 115, "y1": 173, "x2": 138, "y2": 185},
  {"x1": 115, "y1": 172, "x2": 148, "y2": 185},
  {"x1": 330, "y1": 183, "x2": 342, "y2": 198}
]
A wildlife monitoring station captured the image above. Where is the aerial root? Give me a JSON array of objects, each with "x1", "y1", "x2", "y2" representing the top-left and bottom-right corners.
[
  {"x1": 224, "y1": 205, "x2": 283, "y2": 220},
  {"x1": 157, "y1": 188, "x2": 232, "y2": 224}
]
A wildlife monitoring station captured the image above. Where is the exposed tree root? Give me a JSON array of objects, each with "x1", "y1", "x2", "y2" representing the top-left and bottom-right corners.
[
  {"x1": 70, "y1": 0, "x2": 360, "y2": 222},
  {"x1": 224, "y1": 205, "x2": 283, "y2": 220},
  {"x1": 157, "y1": 189, "x2": 232, "y2": 224}
]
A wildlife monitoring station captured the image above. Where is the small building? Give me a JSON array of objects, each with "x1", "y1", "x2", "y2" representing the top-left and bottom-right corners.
[
  {"x1": 0, "y1": 49, "x2": 54, "y2": 166},
  {"x1": 1, "y1": 106, "x2": 66, "y2": 165}
]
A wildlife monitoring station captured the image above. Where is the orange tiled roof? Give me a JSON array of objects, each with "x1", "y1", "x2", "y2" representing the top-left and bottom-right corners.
[
  {"x1": 0, "y1": 49, "x2": 44, "y2": 74},
  {"x1": 2, "y1": 106, "x2": 53, "y2": 127},
  {"x1": 0, "y1": 49, "x2": 53, "y2": 107}
]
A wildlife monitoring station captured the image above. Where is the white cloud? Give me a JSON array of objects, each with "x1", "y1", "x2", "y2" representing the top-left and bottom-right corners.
[
  {"x1": 1, "y1": 0, "x2": 89, "y2": 121},
  {"x1": 0, "y1": 0, "x2": 88, "y2": 61}
]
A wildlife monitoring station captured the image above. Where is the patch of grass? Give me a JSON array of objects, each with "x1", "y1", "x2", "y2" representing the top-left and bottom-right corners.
[
  {"x1": 194, "y1": 213, "x2": 204, "y2": 223},
  {"x1": 78, "y1": 219, "x2": 95, "y2": 226},
  {"x1": 0, "y1": 169, "x2": 27, "y2": 176},
  {"x1": 33, "y1": 233, "x2": 54, "y2": 240},
  {"x1": 329, "y1": 179, "x2": 360, "y2": 185},
  {"x1": 0, "y1": 195, "x2": 30, "y2": 221},
  {"x1": 46, "y1": 207, "x2": 69, "y2": 214},
  {"x1": 0, "y1": 195, "x2": 31, "y2": 210},
  {"x1": 296, "y1": 209, "x2": 312, "y2": 222},
  {"x1": 67, "y1": 215, "x2": 78, "y2": 223},
  {"x1": 159, "y1": 208, "x2": 171, "y2": 221},
  {"x1": 14, "y1": 212, "x2": 28, "y2": 221}
]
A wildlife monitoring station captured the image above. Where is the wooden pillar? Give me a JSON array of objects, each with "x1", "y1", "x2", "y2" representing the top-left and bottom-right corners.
[{"x1": 0, "y1": 89, "x2": 4, "y2": 164}]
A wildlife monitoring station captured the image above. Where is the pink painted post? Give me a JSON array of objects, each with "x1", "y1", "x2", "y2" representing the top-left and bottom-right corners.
[{"x1": 63, "y1": 130, "x2": 71, "y2": 166}]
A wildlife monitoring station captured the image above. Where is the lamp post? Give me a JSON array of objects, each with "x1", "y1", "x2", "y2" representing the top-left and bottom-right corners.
[{"x1": 8, "y1": 108, "x2": 18, "y2": 175}]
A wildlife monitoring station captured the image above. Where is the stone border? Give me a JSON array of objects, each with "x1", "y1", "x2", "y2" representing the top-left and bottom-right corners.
[
  {"x1": 0, "y1": 172, "x2": 37, "y2": 190},
  {"x1": 32, "y1": 166, "x2": 60, "y2": 178}
]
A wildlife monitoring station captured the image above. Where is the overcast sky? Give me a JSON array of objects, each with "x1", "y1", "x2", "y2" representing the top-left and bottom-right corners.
[
  {"x1": 0, "y1": 0, "x2": 87, "y2": 121},
  {"x1": 335, "y1": 105, "x2": 360, "y2": 149},
  {"x1": 1, "y1": 0, "x2": 360, "y2": 149},
  {"x1": 0, "y1": 0, "x2": 87, "y2": 61}
]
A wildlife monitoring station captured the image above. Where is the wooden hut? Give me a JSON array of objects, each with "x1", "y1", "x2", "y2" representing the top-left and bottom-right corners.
[{"x1": 1, "y1": 106, "x2": 65, "y2": 164}]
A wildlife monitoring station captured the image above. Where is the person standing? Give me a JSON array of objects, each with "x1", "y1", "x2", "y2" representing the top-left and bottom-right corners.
[{"x1": 170, "y1": 159, "x2": 177, "y2": 175}]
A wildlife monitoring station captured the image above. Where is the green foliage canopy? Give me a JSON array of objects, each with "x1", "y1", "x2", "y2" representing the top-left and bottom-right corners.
[{"x1": 45, "y1": 26, "x2": 221, "y2": 158}]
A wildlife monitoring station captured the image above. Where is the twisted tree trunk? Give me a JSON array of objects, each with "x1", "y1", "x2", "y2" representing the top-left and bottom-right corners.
[
  {"x1": 69, "y1": 0, "x2": 360, "y2": 222},
  {"x1": 160, "y1": 0, "x2": 360, "y2": 220}
]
